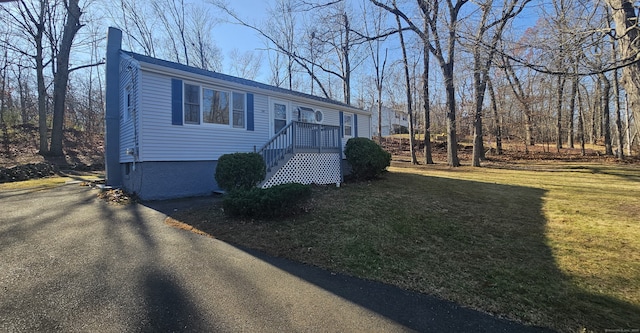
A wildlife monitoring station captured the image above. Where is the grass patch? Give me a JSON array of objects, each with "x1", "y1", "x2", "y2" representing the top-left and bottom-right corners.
[
  {"x1": 0, "y1": 174, "x2": 103, "y2": 191},
  {"x1": 171, "y1": 161, "x2": 640, "y2": 333}
]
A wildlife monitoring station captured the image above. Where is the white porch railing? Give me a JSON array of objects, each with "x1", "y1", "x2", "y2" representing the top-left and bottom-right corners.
[{"x1": 256, "y1": 121, "x2": 342, "y2": 172}]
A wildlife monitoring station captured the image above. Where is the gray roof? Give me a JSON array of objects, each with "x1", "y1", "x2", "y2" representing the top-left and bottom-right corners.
[{"x1": 124, "y1": 51, "x2": 364, "y2": 113}]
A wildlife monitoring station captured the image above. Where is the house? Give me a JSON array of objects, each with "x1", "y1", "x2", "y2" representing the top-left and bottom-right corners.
[
  {"x1": 104, "y1": 28, "x2": 371, "y2": 200},
  {"x1": 370, "y1": 105, "x2": 409, "y2": 137}
]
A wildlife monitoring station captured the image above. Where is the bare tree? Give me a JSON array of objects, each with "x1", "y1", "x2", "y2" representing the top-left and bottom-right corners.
[
  {"x1": 394, "y1": 3, "x2": 417, "y2": 164},
  {"x1": 153, "y1": 0, "x2": 189, "y2": 65},
  {"x1": 421, "y1": 18, "x2": 433, "y2": 164},
  {"x1": 212, "y1": 1, "x2": 331, "y2": 98},
  {"x1": 362, "y1": 1, "x2": 388, "y2": 142},
  {"x1": 0, "y1": 41, "x2": 9, "y2": 155},
  {"x1": 371, "y1": 0, "x2": 468, "y2": 166},
  {"x1": 606, "y1": 0, "x2": 640, "y2": 153},
  {"x1": 187, "y1": 4, "x2": 222, "y2": 71},
  {"x1": 227, "y1": 48, "x2": 262, "y2": 80},
  {"x1": 567, "y1": 71, "x2": 579, "y2": 148},
  {"x1": 113, "y1": 0, "x2": 158, "y2": 57},
  {"x1": 49, "y1": 0, "x2": 83, "y2": 156},
  {"x1": 487, "y1": 76, "x2": 503, "y2": 154},
  {"x1": 463, "y1": 0, "x2": 530, "y2": 166},
  {"x1": 502, "y1": 56, "x2": 535, "y2": 147},
  {"x1": 2, "y1": 0, "x2": 49, "y2": 153},
  {"x1": 312, "y1": 3, "x2": 364, "y2": 104}
]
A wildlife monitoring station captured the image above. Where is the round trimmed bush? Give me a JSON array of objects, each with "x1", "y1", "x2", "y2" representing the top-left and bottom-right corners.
[
  {"x1": 344, "y1": 137, "x2": 391, "y2": 181},
  {"x1": 215, "y1": 152, "x2": 266, "y2": 192}
]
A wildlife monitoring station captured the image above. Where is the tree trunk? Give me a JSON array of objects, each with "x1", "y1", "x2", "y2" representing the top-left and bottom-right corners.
[
  {"x1": 342, "y1": 13, "x2": 351, "y2": 105},
  {"x1": 49, "y1": 0, "x2": 82, "y2": 156},
  {"x1": 444, "y1": 63, "x2": 460, "y2": 166},
  {"x1": 423, "y1": 22, "x2": 433, "y2": 164},
  {"x1": 612, "y1": 68, "x2": 624, "y2": 159},
  {"x1": 625, "y1": 93, "x2": 632, "y2": 156},
  {"x1": 28, "y1": 0, "x2": 50, "y2": 154},
  {"x1": 577, "y1": 83, "x2": 586, "y2": 156},
  {"x1": 471, "y1": 51, "x2": 486, "y2": 166},
  {"x1": 0, "y1": 50, "x2": 9, "y2": 155},
  {"x1": 395, "y1": 12, "x2": 417, "y2": 164},
  {"x1": 555, "y1": 75, "x2": 565, "y2": 151},
  {"x1": 377, "y1": 98, "x2": 383, "y2": 142},
  {"x1": 568, "y1": 75, "x2": 577, "y2": 148},
  {"x1": 591, "y1": 79, "x2": 599, "y2": 145},
  {"x1": 598, "y1": 73, "x2": 613, "y2": 155},
  {"x1": 606, "y1": 0, "x2": 640, "y2": 151},
  {"x1": 487, "y1": 78, "x2": 503, "y2": 155}
]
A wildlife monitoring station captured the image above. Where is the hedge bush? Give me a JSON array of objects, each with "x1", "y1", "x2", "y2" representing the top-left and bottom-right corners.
[
  {"x1": 222, "y1": 183, "x2": 312, "y2": 218},
  {"x1": 344, "y1": 137, "x2": 391, "y2": 181},
  {"x1": 215, "y1": 152, "x2": 266, "y2": 192}
]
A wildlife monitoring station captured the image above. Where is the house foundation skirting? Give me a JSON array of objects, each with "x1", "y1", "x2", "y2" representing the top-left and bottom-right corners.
[
  {"x1": 122, "y1": 160, "x2": 218, "y2": 200},
  {"x1": 262, "y1": 153, "x2": 342, "y2": 188}
]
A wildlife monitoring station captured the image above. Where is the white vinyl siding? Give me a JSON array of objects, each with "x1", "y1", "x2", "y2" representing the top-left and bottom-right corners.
[
  {"x1": 119, "y1": 57, "x2": 137, "y2": 163},
  {"x1": 359, "y1": 114, "x2": 371, "y2": 138},
  {"x1": 130, "y1": 67, "x2": 370, "y2": 162},
  {"x1": 138, "y1": 71, "x2": 269, "y2": 161}
]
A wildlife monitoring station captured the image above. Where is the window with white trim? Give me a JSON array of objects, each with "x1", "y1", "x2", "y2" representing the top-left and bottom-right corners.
[
  {"x1": 344, "y1": 113, "x2": 353, "y2": 136},
  {"x1": 183, "y1": 83, "x2": 246, "y2": 128},
  {"x1": 184, "y1": 83, "x2": 200, "y2": 124},
  {"x1": 296, "y1": 106, "x2": 315, "y2": 123},
  {"x1": 203, "y1": 88, "x2": 229, "y2": 124},
  {"x1": 295, "y1": 106, "x2": 324, "y2": 124},
  {"x1": 232, "y1": 92, "x2": 245, "y2": 128}
]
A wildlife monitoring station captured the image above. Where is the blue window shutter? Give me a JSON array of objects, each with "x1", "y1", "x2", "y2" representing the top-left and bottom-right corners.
[
  {"x1": 171, "y1": 78, "x2": 183, "y2": 125},
  {"x1": 354, "y1": 114, "x2": 358, "y2": 137},
  {"x1": 247, "y1": 93, "x2": 254, "y2": 131},
  {"x1": 339, "y1": 111, "x2": 344, "y2": 138}
]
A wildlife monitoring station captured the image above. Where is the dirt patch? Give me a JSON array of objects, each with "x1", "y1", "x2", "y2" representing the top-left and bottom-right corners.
[
  {"x1": 379, "y1": 137, "x2": 640, "y2": 165},
  {"x1": 0, "y1": 124, "x2": 104, "y2": 183},
  {"x1": 0, "y1": 163, "x2": 58, "y2": 183}
]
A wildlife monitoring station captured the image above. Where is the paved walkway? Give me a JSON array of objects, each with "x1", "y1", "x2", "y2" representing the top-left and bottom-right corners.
[{"x1": 0, "y1": 184, "x2": 555, "y2": 332}]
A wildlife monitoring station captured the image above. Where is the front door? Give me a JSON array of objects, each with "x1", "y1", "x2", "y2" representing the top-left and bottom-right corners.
[{"x1": 272, "y1": 100, "x2": 288, "y2": 134}]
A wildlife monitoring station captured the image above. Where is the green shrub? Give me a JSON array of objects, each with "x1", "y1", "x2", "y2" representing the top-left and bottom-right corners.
[
  {"x1": 223, "y1": 183, "x2": 312, "y2": 218},
  {"x1": 344, "y1": 137, "x2": 391, "y2": 181},
  {"x1": 215, "y1": 152, "x2": 266, "y2": 192}
]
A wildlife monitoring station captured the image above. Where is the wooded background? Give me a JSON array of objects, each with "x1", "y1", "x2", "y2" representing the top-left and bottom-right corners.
[{"x1": 0, "y1": 0, "x2": 638, "y2": 166}]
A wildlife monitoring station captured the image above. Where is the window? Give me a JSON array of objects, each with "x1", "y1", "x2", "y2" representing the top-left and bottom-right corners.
[
  {"x1": 295, "y1": 106, "x2": 323, "y2": 124},
  {"x1": 297, "y1": 107, "x2": 315, "y2": 123},
  {"x1": 274, "y1": 103, "x2": 287, "y2": 133},
  {"x1": 344, "y1": 113, "x2": 353, "y2": 136},
  {"x1": 203, "y1": 88, "x2": 229, "y2": 124},
  {"x1": 184, "y1": 83, "x2": 200, "y2": 124},
  {"x1": 232, "y1": 92, "x2": 245, "y2": 128},
  {"x1": 182, "y1": 83, "x2": 247, "y2": 129},
  {"x1": 125, "y1": 87, "x2": 133, "y2": 121}
]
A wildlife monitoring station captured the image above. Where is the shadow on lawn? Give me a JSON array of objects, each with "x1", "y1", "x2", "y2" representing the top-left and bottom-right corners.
[{"x1": 166, "y1": 171, "x2": 640, "y2": 333}]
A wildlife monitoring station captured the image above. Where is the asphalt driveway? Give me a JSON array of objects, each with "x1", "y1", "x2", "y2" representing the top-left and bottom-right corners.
[{"x1": 0, "y1": 184, "x2": 555, "y2": 332}]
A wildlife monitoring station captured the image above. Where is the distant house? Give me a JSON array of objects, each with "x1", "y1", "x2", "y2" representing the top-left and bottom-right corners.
[
  {"x1": 104, "y1": 27, "x2": 371, "y2": 200},
  {"x1": 370, "y1": 105, "x2": 409, "y2": 137}
]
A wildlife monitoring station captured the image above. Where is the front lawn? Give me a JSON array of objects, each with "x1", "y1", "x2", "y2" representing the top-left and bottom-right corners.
[{"x1": 170, "y1": 160, "x2": 640, "y2": 333}]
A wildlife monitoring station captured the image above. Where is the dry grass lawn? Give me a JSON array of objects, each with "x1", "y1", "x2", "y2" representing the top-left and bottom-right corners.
[{"x1": 170, "y1": 160, "x2": 640, "y2": 333}]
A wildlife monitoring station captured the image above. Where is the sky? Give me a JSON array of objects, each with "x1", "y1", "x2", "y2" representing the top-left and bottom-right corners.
[
  {"x1": 214, "y1": 0, "x2": 271, "y2": 78},
  {"x1": 207, "y1": 0, "x2": 541, "y2": 84},
  {"x1": 31, "y1": 0, "x2": 541, "y2": 104}
]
